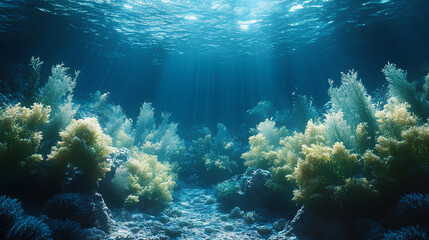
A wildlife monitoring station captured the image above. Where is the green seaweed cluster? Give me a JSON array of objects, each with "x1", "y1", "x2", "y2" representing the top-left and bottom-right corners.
[
  {"x1": 240, "y1": 63, "x2": 429, "y2": 213},
  {"x1": 0, "y1": 57, "x2": 177, "y2": 208},
  {"x1": 188, "y1": 123, "x2": 242, "y2": 183},
  {"x1": 112, "y1": 150, "x2": 176, "y2": 208},
  {"x1": 0, "y1": 103, "x2": 51, "y2": 181}
]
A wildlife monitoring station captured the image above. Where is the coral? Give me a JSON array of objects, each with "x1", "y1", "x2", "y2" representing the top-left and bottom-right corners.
[
  {"x1": 292, "y1": 142, "x2": 377, "y2": 211},
  {"x1": 0, "y1": 195, "x2": 52, "y2": 240},
  {"x1": 382, "y1": 225, "x2": 427, "y2": 240},
  {"x1": 111, "y1": 150, "x2": 176, "y2": 209},
  {"x1": 47, "y1": 118, "x2": 113, "y2": 186},
  {"x1": 0, "y1": 103, "x2": 51, "y2": 181},
  {"x1": 397, "y1": 193, "x2": 429, "y2": 213},
  {"x1": 45, "y1": 218, "x2": 85, "y2": 240},
  {"x1": 0, "y1": 195, "x2": 24, "y2": 236},
  {"x1": 32, "y1": 61, "x2": 80, "y2": 152},
  {"x1": 89, "y1": 91, "x2": 110, "y2": 112},
  {"x1": 6, "y1": 215, "x2": 52, "y2": 240},
  {"x1": 215, "y1": 176, "x2": 241, "y2": 204},
  {"x1": 150, "y1": 113, "x2": 185, "y2": 163},
  {"x1": 85, "y1": 92, "x2": 134, "y2": 149}
]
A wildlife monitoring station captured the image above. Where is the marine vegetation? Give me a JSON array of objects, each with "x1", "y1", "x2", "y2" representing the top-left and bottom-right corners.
[
  {"x1": 0, "y1": 103, "x2": 50, "y2": 181},
  {"x1": 186, "y1": 123, "x2": 243, "y2": 183},
  {"x1": 111, "y1": 150, "x2": 176, "y2": 209},
  {"x1": 0, "y1": 57, "x2": 429, "y2": 238},
  {"x1": 238, "y1": 63, "x2": 429, "y2": 214},
  {"x1": 47, "y1": 117, "x2": 114, "y2": 188}
]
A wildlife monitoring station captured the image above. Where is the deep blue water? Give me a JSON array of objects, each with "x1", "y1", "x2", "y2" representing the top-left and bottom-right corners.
[{"x1": 1, "y1": 0, "x2": 429, "y2": 130}]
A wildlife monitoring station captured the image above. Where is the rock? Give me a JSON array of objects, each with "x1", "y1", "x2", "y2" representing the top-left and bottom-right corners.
[
  {"x1": 216, "y1": 169, "x2": 281, "y2": 211},
  {"x1": 164, "y1": 207, "x2": 183, "y2": 218},
  {"x1": 63, "y1": 167, "x2": 97, "y2": 192},
  {"x1": 391, "y1": 193, "x2": 429, "y2": 228},
  {"x1": 164, "y1": 226, "x2": 182, "y2": 238},
  {"x1": 44, "y1": 192, "x2": 113, "y2": 233},
  {"x1": 177, "y1": 220, "x2": 192, "y2": 228},
  {"x1": 382, "y1": 225, "x2": 427, "y2": 240},
  {"x1": 241, "y1": 169, "x2": 271, "y2": 195},
  {"x1": 272, "y1": 218, "x2": 287, "y2": 231},
  {"x1": 81, "y1": 227, "x2": 107, "y2": 240},
  {"x1": 105, "y1": 148, "x2": 129, "y2": 182},
  {"x1": 224, "y1": 224, "x2": 234, "y2": 231},
  {"x1": 220, "y1": 215, "x2": 228, "y2": 221},
  {"x1": 204, "y1": 196, "x2": 215, "y2": 205},
  {"x1": 257, "y1": 226, "x2": 272, "y2": 235},
  {"x1": 98, "y1": 148, "x2": 130, "y2": 207},
  {"x1": 291, "y1": 206, "x2": 380, "y2": 240},
  {"x1": 244, "y1": 211, "x2": 258, "y2": 224},
  {"x1": 229, "y1": 207, "x2": 244, "y2": 219},
  {"x1": 204, "y1": 227, "x2": 214, "y2": 234},
  {"x1": 61, "y1": 148, "x2": 129, "y2": 193},
  {"x1": 158, "y1": 214, "x2": 169, "y2": 223},
  {"x1": 130, "y1": 227, "x2": 140, "y2": 233}
]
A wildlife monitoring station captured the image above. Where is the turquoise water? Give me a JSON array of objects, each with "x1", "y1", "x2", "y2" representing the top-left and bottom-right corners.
[{"x1": 0, "y1": 1, "x2": 429, "y2": 239}]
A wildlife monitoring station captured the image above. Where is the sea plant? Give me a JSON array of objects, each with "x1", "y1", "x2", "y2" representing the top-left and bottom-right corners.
[
  {"x1": 111, "y1": 150, "x2": 176, "y2": 209},
  {"x1": 328, "y1": 70, "x2": 378, "y2": 149},
  {"x1": 292, "y1": 142, "x2": 377, "y2": 211},
  {"x1": 187, "y1": 123, "x2": 242, "y2": 183},
  {"x1": 47, "y1": 117, "x2": 113, "y2": 186},
  {"x1": 0, "y1": 103, "x2": 50, "y2": 181}
]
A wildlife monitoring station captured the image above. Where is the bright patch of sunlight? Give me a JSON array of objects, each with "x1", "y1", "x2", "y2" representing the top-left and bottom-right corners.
[
  {"x1": 289, "y1": 4, "x2": 304, "y2": 12},
  {"x1": 237, "y1": 19, "x2": 260, "y2": 31},
  {"x1": 184, "y1": 15, "x2": 197, "y2": 20}
]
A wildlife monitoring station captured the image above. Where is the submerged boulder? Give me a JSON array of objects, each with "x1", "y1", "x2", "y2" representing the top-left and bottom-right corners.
[
  {"x1": 216, "y1": 168, "x2": 295, "y2": 213},
  {"x1": 44, "y1": 192, "x2": 113, "y2": 233},
  {"x1": 390, "y1": 193, "x2": 429, "y2": 228}
]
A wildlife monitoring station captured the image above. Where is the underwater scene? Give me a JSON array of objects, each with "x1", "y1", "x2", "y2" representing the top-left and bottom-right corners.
[{"x1": 1, "y1": 0, "x2": 429, "y2": 239}]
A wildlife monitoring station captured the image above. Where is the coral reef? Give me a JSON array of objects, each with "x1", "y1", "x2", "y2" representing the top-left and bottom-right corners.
[{"x1": 0, "y1": 195, "x2": 52, "y2": 240}]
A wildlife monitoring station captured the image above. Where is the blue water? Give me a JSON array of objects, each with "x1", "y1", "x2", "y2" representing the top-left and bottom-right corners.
[{"x1": 1, "y1": 0, "x2": 429, "y2": 129}]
